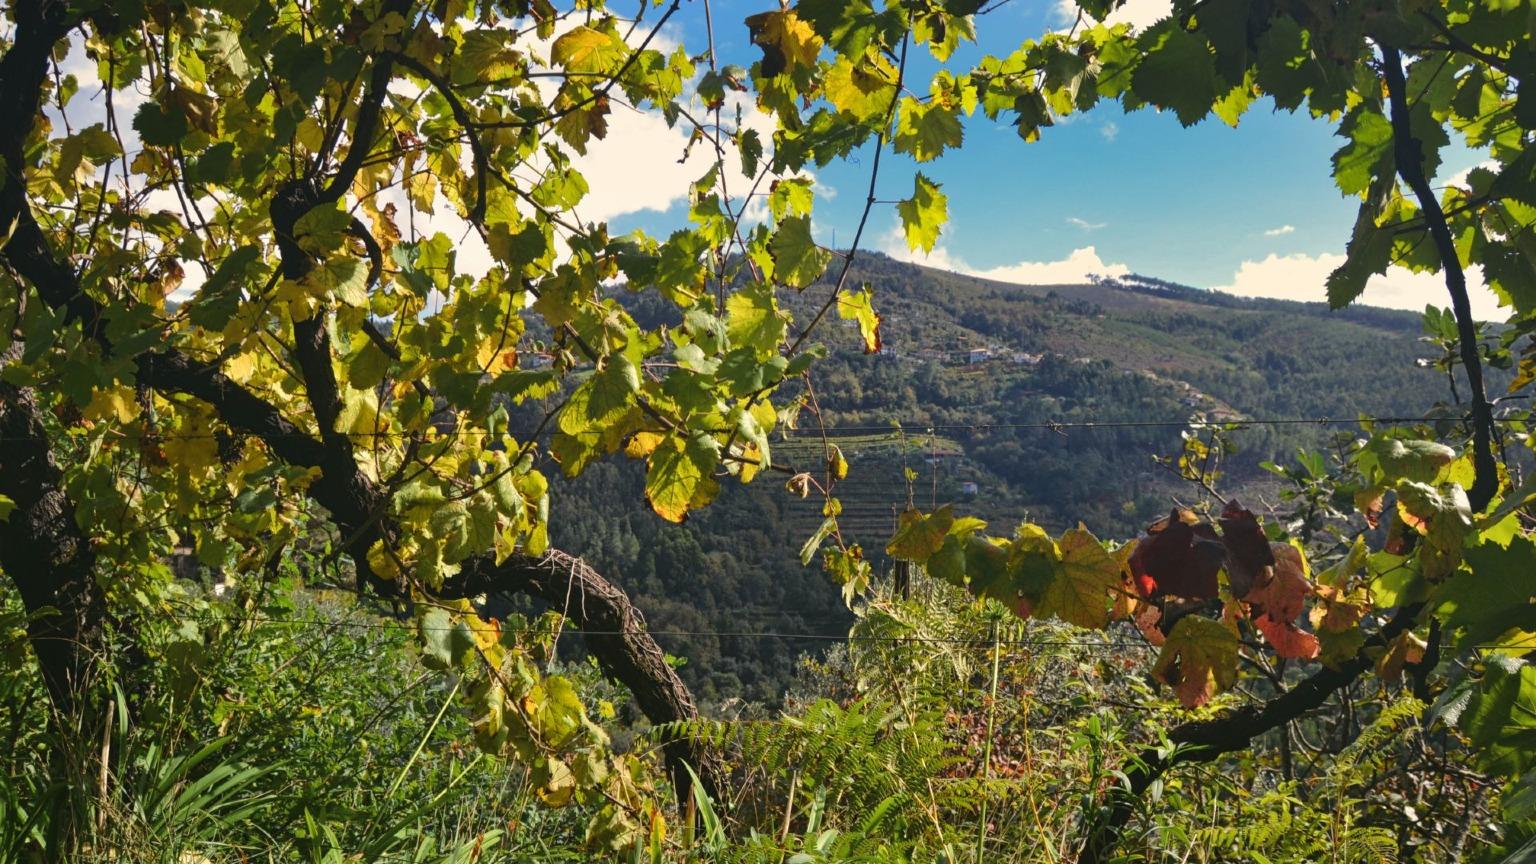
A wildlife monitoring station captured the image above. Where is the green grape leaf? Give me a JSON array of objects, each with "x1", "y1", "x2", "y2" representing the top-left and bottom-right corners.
[
  {"x1": 797, "y1": 0, "x2": 879, "y2": 57},
  {"x1": 419, "y1": 607, "x2": 473, "y2": 671},
  {"x1": 895, "y1": 97, "x2": 963, "y2": 162},
  {"x1": 1332, "y1": 108, "x2": 1394, "y2": 197},
  {"x1": 188, "y1": 245, "x2": 263, "y2": 330},
  {"x1": 132, "y1": 100, "x2": 189, "y2": 146},
  {"x1": 293, "y1": 202, "x2": 352, "y2": 256},
  {"x1": 725, "y1": 282, "x2": 787, "y2": 357},
  {"x1": 769, "y1": 215, "x2": 831, "y2": 289},
  {"x1": 559, "y1": 354, "x2": 640, "y2": 435},
  {"x1": 1255, "y1": 16, "x2": 1312, "y2": 111},
  {"x1": 1435, "y1": 536, "x2": 1536, "y2": 648},
  {"x1": 552, "y1": 25, "x2": 626, "y2": 75},
  {"x1": 897, "y1": 172, "x2": 948, "y2": 254},
  {"x1": 768, "y1": 177, "x2": 815, "y2": 221},
  {"x1": 887, "y1": 505, "x2": 955, "y2": 562},
  {"x1": 1131, "y1": 26, "x2": 1218, "y2": 127},
  {"x1": 1327, "y1": 179, "x2": 1395, "y2": 308},
  {"x1": 1454, "y1": 655, "x2": 1536, "y2": 776}
]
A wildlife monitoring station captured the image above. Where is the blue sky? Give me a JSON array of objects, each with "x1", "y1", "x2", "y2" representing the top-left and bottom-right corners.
[
  {"x1": 605, "y1": 0, "x2": 1503, "y2": 317},
  {"x1": 45, "y1": 0, "x2": 1498, "y2": 316}
]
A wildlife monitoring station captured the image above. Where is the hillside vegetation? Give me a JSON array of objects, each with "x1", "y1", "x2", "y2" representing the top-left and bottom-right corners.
[
  {"x1": 543, "y1": 256, "x2": 1452, "y2": 702},
  {"x1": 5, "y1": 0, "x2": 1531, "y2": 861}
]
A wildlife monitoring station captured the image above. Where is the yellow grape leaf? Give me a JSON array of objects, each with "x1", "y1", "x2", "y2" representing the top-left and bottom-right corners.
[
  {"x1": 367, "y1": 539, "x2": 401, "y2": 580},
  {"x1": 835, "y1": 285, "x2": 881, "y2": 353},
  {"x1": 162, "y1": 414, "x2": 219, "y2": 470},
  {"x1": 551, "y1": 25, "x2": 625, "y2": 75},
  {"x1": 744, "y1": 9, "x2": 823, "y2": 76},
  {"x1": 826, "y1": 443, "x2": 849, "y2": 480},
  {"x1": 1110, "y1": 538, "x2": 1140, "y2": 619},
  {"x1": 1153, "y1": 615, "x2": 1238, "y2": 708},
  {"x1": 897, "y1": 173, "x2": 948, "y2": 254},
  {"x1": 894, "y1": 96, "x2": 963, "y2": 162},
  {"x1": 624, "y1": 431, "x2": 665, "y2": 458},
  {"x1": 1376, "y1": 630, "x2": 1428, "y2": 682},
  {"x1": 83, "y1": 387, "x2": 140, "y2": 424},
  {"x1": 886, "y1": 505, "x2": 955, "y2": 562},
  {"x1": 534, "y1": 756, "x2": 578, "y2": 807},
  {"x1": 644, "y1": 432, "x2": 720, "y2": 523},
  {"x1": 1036, "y1": 527, "x2": 1120, "y2": 630},
  {"x1": 823, "y1": 51, "x2": 898, "y2": 121}
]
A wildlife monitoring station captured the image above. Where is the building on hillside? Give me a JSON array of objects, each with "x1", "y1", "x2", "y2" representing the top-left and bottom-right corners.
[{"x1": 960, "y1": 480, "x2": 979, "y2": 496}]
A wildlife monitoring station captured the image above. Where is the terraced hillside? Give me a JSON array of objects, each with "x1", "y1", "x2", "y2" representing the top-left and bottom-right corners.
[{"x1": 537, "y1": 255, "x2": 1454, "y2": 703}]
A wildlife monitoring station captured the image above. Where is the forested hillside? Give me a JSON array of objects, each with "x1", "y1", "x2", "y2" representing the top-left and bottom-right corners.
[{"x1": 538, "y1": 256, "x2": 1452, "y2": 702}]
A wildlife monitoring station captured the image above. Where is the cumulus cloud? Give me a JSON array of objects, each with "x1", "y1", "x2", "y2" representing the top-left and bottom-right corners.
[
  {"x1": 1263, "y1": 225, "x2": 1296, "y2": 236},
  {"x1": 566, "y1": 105, "x2": 760, "y2": 223},
  {"x1": 520, "y1": 25, "x2": 787, "y2": 226},
  {"x1": 1444, "y1": 159, "x2": 1499, "y2": 191},
  {"x1": 882, "y1": 224, "x2": 1129, "y2": 284},
  {"x1": 1218, "y1": 252, "x2": 1504, "y2": 319},
  {"x1": 1054, "y1": 0, "x2": 1171, "y2": 32}
]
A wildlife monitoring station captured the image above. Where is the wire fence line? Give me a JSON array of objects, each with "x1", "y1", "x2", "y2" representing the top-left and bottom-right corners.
[
  {"x1": 0, "y1": 410, "x2": 1498, "y2": 444},
  {"x1": 167, "y1": 611, "x2": 1153, "y2": 650},
  {"x1": 135, "y1": 609, "x2": 1529, "y2": 654}
]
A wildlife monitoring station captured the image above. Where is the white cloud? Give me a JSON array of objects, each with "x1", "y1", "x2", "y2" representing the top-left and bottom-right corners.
[
  {"x1": 1068, "y1": 216, "x2": 1107, "y2": 231},
  {"x1": 521, "y1": 24, "x2": 790, "y2": 226},
  {"x1": 975, "y1": 246, "x2": 1130, "y2": 283},
  {"x1": 1100, "y1": 120, "x2": 1119, "y2": 142},
  {"x1": 1444, "y1": 159, "x2": 1499, "y2": 191},
  {"x1": 882, "y1": 224, "x2": 1129, "y2": 284},
  {"x1": 1218, "y1": 252, "x2": 1504, "y2": 319},
  {"x1": 1263, "y1": 225, "x2": 1296, "y2": 237},
  {"x1": 1054, "y1": 0, "x2": 1171, "y2": 32}
]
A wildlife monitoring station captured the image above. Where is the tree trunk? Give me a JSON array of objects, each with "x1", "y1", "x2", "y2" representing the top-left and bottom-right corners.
[{"x1": 0, "y1": 383, "x2": 102, "y2": 720}]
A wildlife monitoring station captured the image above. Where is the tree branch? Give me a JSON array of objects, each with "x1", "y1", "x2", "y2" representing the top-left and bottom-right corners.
[
  {"x1": 449, "y1": 549, "x2": 725, "y2": 799},
  {"x1": 1380, "y1": 44, "x2": 1497, "y2": 513},
  {"x1": 1075, "y1": 603, "x2": 1423, "y2": 863}
]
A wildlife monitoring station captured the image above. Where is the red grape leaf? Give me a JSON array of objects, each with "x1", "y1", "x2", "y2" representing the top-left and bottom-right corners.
[
  {"x1": 1134, "y1": 601, "x2": 1165, "y2": 646},
  {"x1": 1309, "y1": 583, "x2": 1369, "y2": 633},
  {"x1": 1355, "y1": 487, "x2": 1385, "y2": 529},
  {"x1": 1219, "y1": 499, "x2": 1275, "y2": 599},
  {"x1": 1376, "y1": 630, "x2": 1427, "y2": 681},
  {"x1": 1129, "y1": 510, "x2": 1225, "y2": 600},
  {"x1": 1110, "y1": 539, "x2": 1140, "y2": 620},
  {"x1": 1245, "y1": 543, "x2": 1320, "y2": 660}
]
